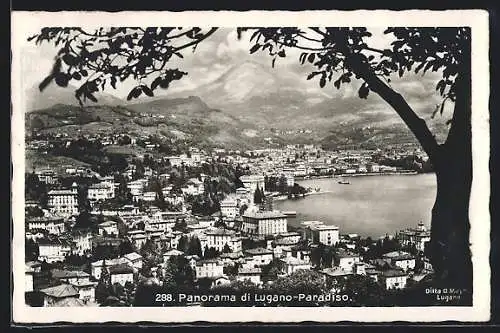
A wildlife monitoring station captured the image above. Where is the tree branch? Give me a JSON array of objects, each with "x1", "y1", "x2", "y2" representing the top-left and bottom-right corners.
[
  {"x1": 173, "y1": 28, "x2": 218, "y2": 53},
  {"x1": 351, "y1": 55, "x2": 440, "y2": 162}
]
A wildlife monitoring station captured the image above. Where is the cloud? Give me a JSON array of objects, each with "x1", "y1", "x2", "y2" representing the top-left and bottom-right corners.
[{"x1": 19, "y1": 25, "x2": 450, "y2": 118}]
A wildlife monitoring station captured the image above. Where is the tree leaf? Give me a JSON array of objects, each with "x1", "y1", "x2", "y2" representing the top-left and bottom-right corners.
[
  {"x1": 62, "y1": 54, "x2": 77, "y2": 66},
  {"x1": 300, "y1": 53, "x2": 307, "y2": 65},
  {"x1": 86, "y1": 92, "x2": 98, "y2": 103},
  {"x1": 307, "y1": 72, "x2": 318, "y2": 80},
  {"x1": 142, "y1": 85, "x2": 154, "y2": 97},
  {"x1": 55, "y1": 73, "x2": 70, "y2": 87},
  {"x1": 358, "y1": 84, "x2": 369, "y2": 99},
  {"x1": 38, "y1": 74, "x2": 54, "y2": 92},
  {"x1": 439, "y1": 101, "x2": 446, "y2": 115},
  {"x1": 249, "y1": 43, "x2": 261, "y2": 54},
  {"x1": 111, "y1": 76, "x2": 117, "y2": 89},
  {"x1": 319, "y1": 76, "x2": 326, "y2": 88},
  {"x1": 334, "y1": 78, "x2": 341, "y2": 89},
  {"x1": 127, "y1": 87, "x2": 140, "y2": 101},
  {"x1": 415, "y1": 62, "x2": 426, "y2": 74},
  {"x1": 151, "y1": 77, "x2": 162, "y2": 90}
]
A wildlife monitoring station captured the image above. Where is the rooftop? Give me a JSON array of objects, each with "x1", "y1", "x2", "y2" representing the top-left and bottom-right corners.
[
  {"x1": 336, "y1": 249, "x2": 361, "y2": 258},
  {"x1": 382, "y1": 251, "x2": 415, "y2": 260},
  {"x1": 280, "y1": 256, "x2": 310, "y2": 265},
  {"x1": 51, "y1": 269, "x2": 90, "y2": 280},
  {"x1": 219, "y1": 252, "x2": 244, "y2": 259},
  {"x1": 91, "y1": 257, "x2": 128, "y2": 267},
  {"x1": 40, "y1": 284, "x2": 79, "y2": 298},
  {"x1": 49, "y1": 297, "x2": 87, "y2": 307},
  {"x1": 98, "y1": 221, "x2": 118, "y2": 227},
  {"x1": 108, "y1": 263, "x2": 134, "y2": 275},
  {"x1": 243, "y1": 211, "x2": 287, "y2": 220},
  {"x1": 381, "y1": 269, "x2": 408, "y2": 278},
  {"x1": 163, "y1": 249, "x2": 184, "y2": 256},
  {"x1": 238, "y1": 267, "x2": 262, "y2": 275},
  {"x1": 310, "y1": 224, "x2": 339, "y2": 231},
  {"x1": 320, "y1": 267, "x2": 354, "y2": 277},
  {"x1": 123, "y1": 252, "x2": 142, "y2": 261},
  {"x1": 205, "y1": 228, "x2": 236, "y2": 236},
  {"x1": 300, "y1": 220, "x2": 325, "y2": 227},
  {"x1": 196, "y1": 259, "x2": 220, "y2": 265},
  {"x1": 244, "y1": 247, "x2": 273, "y2": 256}
]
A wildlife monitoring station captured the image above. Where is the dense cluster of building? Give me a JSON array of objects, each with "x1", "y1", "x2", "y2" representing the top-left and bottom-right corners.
[{"x1": 24, "y1": 137, "x2": 433, "y2": 307}]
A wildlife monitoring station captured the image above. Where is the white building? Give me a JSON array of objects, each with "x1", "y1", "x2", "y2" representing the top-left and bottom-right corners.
[
  {"x1": 71, "y1": 230, "x2": 93, "y2": 256},
  {"x1": 239, "y1": 175, "x2": 265, "y2": 194},
  {"x1": 127, "y1": 180, "x2": 145, "y2": 201},
  {"x1": 27, "y1": 216, "x2": 66, "y2": 235},
  {"x1": 71, "y1": 279, "x2": 97, "y2": 303},
  {"x1": 35, "y1": 169, "x2": 58, "y2": 184},
  {"x1": 47, "y1": 183, "x2": 79, "y2": 217},
  {"x1": 109, "y1": 264, "x2": 135, "y2": 286},
  {"x1": 25, "y1": 261, "x2": 41, "y2": 293},
  {"x1": 307, "y1": 223, "x2": 340, "y2": 246},
  {"x1": 236, "y1": 267, "x2": 262, "y2": 285},
  {"x1": 336, "y1": 250, "x2": 362, "y2": 272},
  {"x1": 87, "y1": 181, "x2": 115, "y2": 203},
  {"x1": 38, "y1": 238, "x2": 72, "y2": 263},
  {"x1": 282, "y1": 172, "x2": 295, "y2": 187},
  {"x1": 241, "y1": 211, "x2": 288, "y2": 237},
  {"x1": 141, "y1": 191, "x2": 157, "y2": 202},
  {"x1": 98, "y1": 221, "x2": 119, "y2": 237},
  {"x1": 380, "y1": 269, "x2": 408, "y2": 290},
  {"x1": 244, "y1": 247, "x2": 274, "y2": 267},
  {"x1": 204, "y1": 228, "x2": 242, "y2": 253},
  {"x1": 279, "y1": 256, "x2": 312, "y2": 276},
  {"x1": 195, "y1": 259, "x2": 224, "y2": 279},
  {"x1": 182, "y1": 178, "x2": 204, "y2": 196},
  {"x1": 90, "y1": 258, "x2": 128, "y2": 280},
  {"x1": 397, "y1": 222, "x2": 431, "y2": 252},
  {"x1": 163, "y1": 249, "x2": 184, "y2": 264},
  {"x1": 220, "y1": 197, "x2": 238, "y2": 219},
  {"x1": 122, "y1": 252, "x2": 143, "y2": 271},
  {"x1": 382, "y1": 251, "x2": 416, "y2": 272}
]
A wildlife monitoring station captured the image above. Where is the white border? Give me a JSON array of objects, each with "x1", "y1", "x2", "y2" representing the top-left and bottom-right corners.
[{"x1": 11, "y1": 10, "x2": 491, "y2": 323}]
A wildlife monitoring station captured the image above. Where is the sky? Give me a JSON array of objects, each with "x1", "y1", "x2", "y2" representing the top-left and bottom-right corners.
[{"x1": 20, "y1": 27, "x2": 451, "y2": 121}]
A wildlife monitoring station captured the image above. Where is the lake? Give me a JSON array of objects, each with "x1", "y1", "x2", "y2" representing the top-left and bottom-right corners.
[{"x1": 274, "y1": 173, "x2": 437, "y2": 238}]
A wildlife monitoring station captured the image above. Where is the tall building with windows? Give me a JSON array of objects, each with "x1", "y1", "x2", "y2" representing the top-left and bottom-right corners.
[
  {"x1": 87, "y1": 179, "x2": 115, "y2": 204},
  {"x1": 241, "y1": 211, "x2": 287, "y2": 237},
  {"x1": 47, "y1": 182, "x2": 79, "y2": 217},
  {"x1": 303, "y1": 221, "x2": 340, "y2": 246},
  {"x1": 239, "y1": 175, "x2": 265, "y2": 194}
]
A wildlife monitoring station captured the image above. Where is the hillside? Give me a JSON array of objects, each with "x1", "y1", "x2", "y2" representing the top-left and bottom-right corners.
[
  {"x1": 25, "y1": 83, "x2": 124, "y2": 111},
  {"x1": 25, "y1": 60, "x2": 451, "y2": 150}
]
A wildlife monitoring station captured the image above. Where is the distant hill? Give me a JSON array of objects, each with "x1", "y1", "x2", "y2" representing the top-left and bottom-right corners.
[
  {"x1": 25, "y1": 60, "x2": 450, "y2": 150},
  {"x1": 25, "y1": 83, "x2": 124, "y2": 111}
]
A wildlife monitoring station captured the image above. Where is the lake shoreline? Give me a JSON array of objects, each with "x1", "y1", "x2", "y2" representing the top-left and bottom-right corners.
[
  {"x1": 295, "y1": 171, "x2": 429, "y2": 181},
  {"x1": 274, "y1": 173, "x2": 436, "y2": 238}
]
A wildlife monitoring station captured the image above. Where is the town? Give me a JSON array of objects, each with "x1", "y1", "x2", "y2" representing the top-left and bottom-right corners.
[{"x1": 24, "y1": 130, "x2": 435, "y2": 307}]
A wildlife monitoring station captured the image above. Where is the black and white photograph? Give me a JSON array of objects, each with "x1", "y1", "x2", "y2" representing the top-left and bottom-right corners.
[{"x1": 11, "y1": 10, "x2": 490, "y2": 323}]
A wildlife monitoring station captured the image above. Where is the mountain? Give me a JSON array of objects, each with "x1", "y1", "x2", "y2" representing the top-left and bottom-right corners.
[
  {"x1": 25, "y1": 60, "x2": 449, "y2": 150},
  {"x1": 25, "y1": 83, "x2": 124, "y2": 112},
  {"x1": 167, "y1": 60, "x2": 449, "y2": 145}
]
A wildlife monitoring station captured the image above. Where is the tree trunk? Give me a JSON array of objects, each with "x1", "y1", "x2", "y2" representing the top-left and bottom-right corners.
[
  {"x1": 429, "y1": 51, "x2": 472, "y2": 301},
  {"x1": 349, "y1": 38, "x2": 473, "y2": 302}
]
